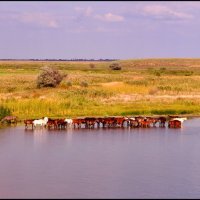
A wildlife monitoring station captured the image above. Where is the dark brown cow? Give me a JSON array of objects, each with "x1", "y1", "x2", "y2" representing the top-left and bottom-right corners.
[
  {"x1": 57, "y1": 119, "x2": 68, "y2": 130},
  {"x1": 96, "y1": 117, "x2": 105, "y2": 128},
  {"x1": 168, "y1": 120, "x2": 181, "y2": 128},
  {"x1": 84, "y1": 117, "x2": 97, "y2": 129},
  {"x1": 24, "y1": 119, "x2": 34, "y2": 129},
  {"x1": 46, "y1": 118, "x2": 57, "y2": 130},
  {"x1": 158, "y1": 117, "x2": 166, "y2": 127},
  {"x1": 72, "y1": 118, "x2": 86, "y2": 128}
]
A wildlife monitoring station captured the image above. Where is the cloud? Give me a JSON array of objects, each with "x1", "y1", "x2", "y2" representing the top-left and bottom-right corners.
[
  {"x1": 95, "y1": 13, "x2": 124, "y2": 22},
  {"x1": 74, "y1": 6, "x2": 93, "y2": 17},
  {"x1": 141, "y1": 5, "x2": 193, "y2": 21},
  {"x1": 18, "y1": 12, "x2": 59, "y2": 28},
  {"x1": 0, "y1": 11, "x2": 59, "y2": 28}
]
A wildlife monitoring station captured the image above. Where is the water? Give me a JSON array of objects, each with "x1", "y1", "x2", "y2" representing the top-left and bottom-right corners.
[{"x1": 0, "y1": 118, "x2": 200, "y2": 198}]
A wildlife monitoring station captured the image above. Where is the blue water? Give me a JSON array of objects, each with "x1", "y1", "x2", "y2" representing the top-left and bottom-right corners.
[{"x1": 0, "y1": 118, "x2": 200, "y2": 198}]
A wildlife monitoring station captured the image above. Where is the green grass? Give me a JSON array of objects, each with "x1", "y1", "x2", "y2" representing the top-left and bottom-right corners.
[{"x1": 1, "y1": 59, "x2": 200, "y2": 119}]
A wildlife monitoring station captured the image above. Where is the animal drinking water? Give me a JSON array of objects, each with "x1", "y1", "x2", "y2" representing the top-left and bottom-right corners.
[
  {"x1": 64, "y1": 118, "x2": 73, "y2": 128},
  {"x1": 1, "y1": 116, "x2": 18, "y2": 124},
  {"x1": 33, "y1": 117, "x2": 48, "y2": 128},
  {"x1": 168, "y1": 117, "x2": 187, "y2": 128}
]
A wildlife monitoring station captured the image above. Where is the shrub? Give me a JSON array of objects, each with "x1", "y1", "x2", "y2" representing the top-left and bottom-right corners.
[
  {"x1": 80, "y1": 81, "x2": 88, "y2": 87},
  {"x1": 155, "y1": 71, "x2": 161, "y2": 77},
  {"x1": 109, "y1": 63, "x2": 122, "y2": 70},
  {"x1": 0, "y1": 106, "x2": 11, "y2": 120},
  {"x1": 89, "y1": 63, "x2": 95, "y2": 69},
  {"x1": 66, "y1": 81, "x2": 72, "y2": 87},
  {"x1": 36, "y1": 66, "x2": 67, "y2": 88}
]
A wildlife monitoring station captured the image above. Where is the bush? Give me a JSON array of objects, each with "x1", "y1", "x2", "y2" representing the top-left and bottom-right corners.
[
  {"x1": 109, "y1": 63, "x2": 122, "y2": 70},
  {"x1": 89, "y1": 63, "x2": 95, "y2": 69},
  {"x1": 0, "y1": 106, "x2": 11, "y2": 120},
  {"x1": 66, "y1": 81, "x2": 72, "y2": 87},
  {"x1": 80, "y1": 81, "x2": 88, "y2": 87},
  {"x1": 36, "y1": 66, "x2": 67, "y2": 88}
]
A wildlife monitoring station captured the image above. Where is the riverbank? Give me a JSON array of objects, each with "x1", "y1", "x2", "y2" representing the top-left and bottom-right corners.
[{"x1": 1, "y1": 59, "x2": 200, "y2": 120}]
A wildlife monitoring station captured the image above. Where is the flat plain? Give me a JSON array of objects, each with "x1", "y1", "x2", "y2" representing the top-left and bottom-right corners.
[{"x1": 1, "y1": 58, "x2": 200, "y2": 119}]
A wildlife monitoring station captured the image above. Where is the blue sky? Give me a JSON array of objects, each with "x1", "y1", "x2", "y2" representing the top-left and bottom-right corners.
[{"x1": 0, "y1": 1, "x2": 200, "y2": 59}]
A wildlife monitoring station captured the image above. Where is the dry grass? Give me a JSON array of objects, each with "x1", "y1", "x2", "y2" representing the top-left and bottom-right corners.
[{"x1": 1, "y1": 59, "x2": 200, "y2": 119}]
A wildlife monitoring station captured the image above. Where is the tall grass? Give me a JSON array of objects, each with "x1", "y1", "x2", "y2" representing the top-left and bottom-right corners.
[{"x1": 1, "y1": 59, "x2": 200, "y2": 119}]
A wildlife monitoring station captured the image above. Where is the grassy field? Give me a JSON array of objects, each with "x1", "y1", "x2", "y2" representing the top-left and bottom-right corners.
[{"x1": 1, "y1": 58, "x2": 200, "y2": 119}]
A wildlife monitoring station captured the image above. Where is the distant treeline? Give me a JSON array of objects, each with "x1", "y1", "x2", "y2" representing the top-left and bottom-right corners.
[{"x1": 0, "y1": 58, "x2": 118, "y2": 62}]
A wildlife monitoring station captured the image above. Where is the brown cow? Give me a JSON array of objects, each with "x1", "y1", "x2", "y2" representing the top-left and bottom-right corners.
[
  {"x1": 96, "y1": 117, "x2": 105, "y2": 128},
  {"x1": 1, "y1": 116, "x2": 18, "y2": 124},
  {"x1": 158, "y1": 117, "x2": 166, "y2": 127},
  {"x1": 103, "y1": 117, "x2": 116, "y2": 128},
  {"x1": 46, "y1": 118, "x2": 57, "y2": 130},
  {"x1": 24, "y1": 119, "x2": 34, "y2": 129},
  {"x1": 56, "y1": 119, "x2": 68, "y2": 130},
  {"x1": 84, "y1": 117, "x2": 97, "y2": 129},
  {"x1": 72, "y1": 118, "x2": 86, "y2": 128},
  {"x1": 168, "y1": 120, "x2": 182, "y2": 128},
  {"x1": 140, "y1": 118, "x2": 151, "y2": 128},
  {"x1": 114, "y1": 117, "x2": 127, "y2": 127}
]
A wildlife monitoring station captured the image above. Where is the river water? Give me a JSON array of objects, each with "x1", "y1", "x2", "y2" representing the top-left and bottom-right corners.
[{"x1": 0, "y1": 118, "x2": 200, "y2": 198}]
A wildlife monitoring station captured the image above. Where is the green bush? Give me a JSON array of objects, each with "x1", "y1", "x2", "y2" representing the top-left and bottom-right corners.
[
  {"x1": 37, "y1": 66, "x2": 67, "y2": 88},
  {"x1": 0, "y1": 106, "x2": 11, "y2": 120}
]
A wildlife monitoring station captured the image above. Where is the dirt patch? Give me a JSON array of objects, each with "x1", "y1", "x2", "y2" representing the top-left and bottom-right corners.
[
  {"x1": 101, "y1": 82, "x2": 123, "y2": 86},
  {"x1": 101, "y1": 94, "x2": 200, "y2": 103}
]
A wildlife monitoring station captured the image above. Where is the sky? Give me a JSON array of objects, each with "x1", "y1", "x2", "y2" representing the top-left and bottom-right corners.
[{"x1": 0, "y1": 1, "x2": 200, "y2": 60}]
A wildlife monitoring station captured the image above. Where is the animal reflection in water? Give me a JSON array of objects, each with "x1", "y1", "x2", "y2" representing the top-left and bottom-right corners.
[{"x1": 24, "y1": 116, "x2": 187, "y2": 130}]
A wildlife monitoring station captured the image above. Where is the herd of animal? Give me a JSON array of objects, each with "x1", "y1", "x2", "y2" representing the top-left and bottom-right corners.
[
  {"x1": 20, "y1": 115, "x2": 187, "y2": 130},
  {"x1": 0, "y1": 115, "x2": 187, "y2": 130}
]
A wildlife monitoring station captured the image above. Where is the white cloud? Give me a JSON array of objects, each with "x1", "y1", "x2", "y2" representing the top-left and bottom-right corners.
[
  {"x1": 95, "y1": 13, "x2": 124, "y2": 22},
  {"x1": 142, "y1": 5, "x2": 193, "y2": 21},
  {"x1": 18, "y1": 12, "x2": 59, "y2": 28}
]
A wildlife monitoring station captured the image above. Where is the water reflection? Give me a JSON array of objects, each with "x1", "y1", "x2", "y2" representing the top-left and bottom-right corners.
[{"x1": 0, "y1": 118, "x2": 200, "y2": 198}]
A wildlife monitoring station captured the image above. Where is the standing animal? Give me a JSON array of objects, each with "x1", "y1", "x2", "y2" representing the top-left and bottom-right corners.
[
  {"x1": 168, "y1": 120, "x2": 182, "y2": 128},
  {"x1": 72, "y1": 118, "x2": 86, "y2": 128},
  {"x1": 64, "y1": 118, "x2": 73, "y2": 128},
  {"x1": 158, "y1": 117, "x2": 166, "y2": 127},
  {"x1": 1, "y1": 116, "x2": 18, "y2": 124},
  {"x1": 129, "y1": 117, "x2": 139, "y2": 128},
  {"x1": 168, "y1": 117, "x2": 187, "y2": 128},
  {"x1": 84, "y1": 117, "x2": 97, "y2": 129},
  {"x1": 33, "y1": 117, "x2": 48, "y2": 128},
  {"x1": 24, "y1": 119, "x2": 35, "y2": 129}
]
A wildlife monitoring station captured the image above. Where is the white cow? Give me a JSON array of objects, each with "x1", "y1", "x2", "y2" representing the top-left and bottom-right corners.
[
  {"x1": 33, "y1": 117, "x2": 48, "y2": 128},
  {"x1": 64, "y1": 118, "x2": 73, "y2": 128}
]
